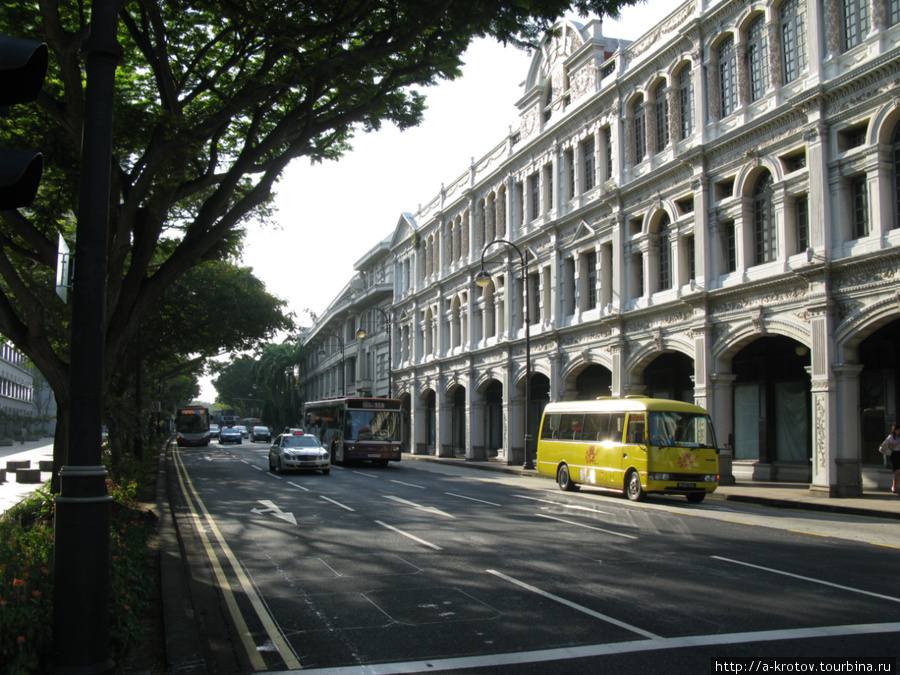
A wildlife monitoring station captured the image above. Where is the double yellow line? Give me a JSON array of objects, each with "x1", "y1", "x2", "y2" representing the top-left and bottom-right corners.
[{"x1": 172, "y1": 447, "x2": 302, "y2": 671}]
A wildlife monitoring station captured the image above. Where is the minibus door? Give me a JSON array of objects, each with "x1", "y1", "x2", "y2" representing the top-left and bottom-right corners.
[
  {"x1": 623, "y1": 412, "x2": 648, "y2": 483},
  {"x1": 587, "y1": 412, "x2": 626, "y2": 487}
]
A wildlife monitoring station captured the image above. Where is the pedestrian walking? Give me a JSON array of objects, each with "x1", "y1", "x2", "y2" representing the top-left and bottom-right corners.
[
  {"x1": 879, "y1": 424, "x2": 900, "y2": 495},
  {"x1": 19, "y1": 427, "x2": 26, "y2": 444}
]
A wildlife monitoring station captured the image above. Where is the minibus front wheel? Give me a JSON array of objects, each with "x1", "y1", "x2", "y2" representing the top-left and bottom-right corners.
[
  {"x1": 625, "y1": 469, "x2": 645, "y2": 501},
  {"x1": 557, "y1": 464, "x2": 579, "y2": 492}
]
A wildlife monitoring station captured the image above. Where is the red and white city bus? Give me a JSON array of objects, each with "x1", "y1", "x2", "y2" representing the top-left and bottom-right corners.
[{"x1": 304, "y1": 397, "x2": 403, "y2": 466}]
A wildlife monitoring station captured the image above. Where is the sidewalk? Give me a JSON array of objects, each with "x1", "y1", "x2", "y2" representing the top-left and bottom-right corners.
[
  {"x1": 401, "y1": 453, "x2": 900, "y2": 521},
  {"x1": 0, "y1": 437, "x2": 54, "y2": 515}
]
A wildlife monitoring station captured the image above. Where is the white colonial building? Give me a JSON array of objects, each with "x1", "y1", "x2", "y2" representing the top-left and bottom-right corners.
[
  {"x1": 299, "y1": 0, "x2": 900, "y2": 497},
  {"x1": 0, "y1": 339, "x2": 37, "y2": 436}
]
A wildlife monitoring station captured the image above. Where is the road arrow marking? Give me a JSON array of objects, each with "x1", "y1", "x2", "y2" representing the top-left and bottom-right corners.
[
  {"x1": 384, "y1": 495, "x2": 455, "y2": 518},
  {"x1": 250, "y1": 499, "x2": 297, "y2": 525}
]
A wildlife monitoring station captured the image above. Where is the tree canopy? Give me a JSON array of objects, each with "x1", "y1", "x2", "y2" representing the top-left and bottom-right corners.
[{"x1": 0, "y1": 0, "x2": 639, "y2": 452}]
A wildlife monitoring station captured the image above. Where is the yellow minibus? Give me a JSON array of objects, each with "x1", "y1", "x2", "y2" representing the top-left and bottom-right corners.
[{"x1": 536, "y1": 396, "x2": 719, "y2": 503}]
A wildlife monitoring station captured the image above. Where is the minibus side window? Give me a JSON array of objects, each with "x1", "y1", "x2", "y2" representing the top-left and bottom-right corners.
[
  {"x1": 626, "y1": 413, "x2": 646, "y2": 445},
  {"x1": 608, "y1": 413, "x2": 625, "y2": 442},
  {"x1": 541, "y1": 413, "x2": 561, "y2": 440},
  {"x1": 583, "y1": 413, "x2": 604, "y2": 440},
  {"x1": 559, "y1": 413, "x2": 584, "y2": 441}
]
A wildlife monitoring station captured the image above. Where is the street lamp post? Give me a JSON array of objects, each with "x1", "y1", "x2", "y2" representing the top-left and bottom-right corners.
[
  {"x1": 317, "y1": 332, "x2": 345, "y2": 396},
  {"x1": 475, "y1": 238, "x2": 534, "y2": 471},
  {"x1": 356, "y1": 307, "x2": 392, "y2": 397}
]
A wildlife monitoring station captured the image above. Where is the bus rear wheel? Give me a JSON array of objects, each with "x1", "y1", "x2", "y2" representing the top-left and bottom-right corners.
[
  {"x1": 557, "y1": 464, "x2": 579, "y2": 492},
  {"x1": 625, "y1": 470, "x2": 645, "y2": 501}
]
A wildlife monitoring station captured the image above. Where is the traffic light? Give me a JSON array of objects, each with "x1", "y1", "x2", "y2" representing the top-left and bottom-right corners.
[{"x1": 0, "y1": 35, "x2": 48, "y2": 210}]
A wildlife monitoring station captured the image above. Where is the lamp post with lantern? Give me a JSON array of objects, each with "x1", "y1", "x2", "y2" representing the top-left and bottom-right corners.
[{"x1": 475, "y1": 238, "x2": 534, "y2": 471}]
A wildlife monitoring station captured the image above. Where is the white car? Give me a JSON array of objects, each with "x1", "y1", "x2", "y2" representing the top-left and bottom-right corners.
[
  {"x1": 268, "y1": 431, "x2": 330, "y2": 474},
  {"x1": 234, "y1": 425, "x2": 249, "y2": 438}
]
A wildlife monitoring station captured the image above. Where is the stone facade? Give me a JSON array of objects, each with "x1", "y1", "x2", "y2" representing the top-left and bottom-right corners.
[{"x1": 299, "y1": 0, "x2": 900, "y2": 497}]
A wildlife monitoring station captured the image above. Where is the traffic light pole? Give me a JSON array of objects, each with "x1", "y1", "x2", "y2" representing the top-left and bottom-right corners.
[{"x1": 51, "y1": 1, "x2": 121, "y2": 672}]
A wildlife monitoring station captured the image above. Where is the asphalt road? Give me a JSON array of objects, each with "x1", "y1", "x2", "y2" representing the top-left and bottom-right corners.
[{"x1": 167, "y1": 441, "x2": 900, "y2": 674}]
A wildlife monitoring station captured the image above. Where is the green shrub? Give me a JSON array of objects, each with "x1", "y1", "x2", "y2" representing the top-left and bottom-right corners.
[{"x1": 0, "y1": 450, "x2": 156, "y2": 673}]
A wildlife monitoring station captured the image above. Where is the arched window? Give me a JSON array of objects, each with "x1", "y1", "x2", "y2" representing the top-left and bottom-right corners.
[
  {"x1": 658, "y1": 213, "x2": 673, "y2": 291},
  {"x1": 780, "y1": 0, "x2": 807, "y2": 83},
  {"x1": 677, "y1": 66, "x2": 694, "y2": 140},
  {"x1": 653, "y1": 81, "x2": 669, "y2": 152},
  {"x1": 753, "y1": 172, "x2": 776, "y2": 264},
  {"x1": 633, "y1": 96, "x2": 646, "y2": 162},
  {"x1": 718, "y1": 36, "x2": 737, "y2": 116},
  {"x1": 747, "y1": 15, "x2": 769, "y2": 102}
]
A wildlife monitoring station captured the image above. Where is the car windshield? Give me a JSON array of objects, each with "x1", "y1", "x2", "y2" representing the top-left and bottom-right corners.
[
  {"x1": 282, "y1": 435, "x2": 320, "y2": 448},
  {"x1": 648, "y1": 411, "x2": 717, "y2": 448}
]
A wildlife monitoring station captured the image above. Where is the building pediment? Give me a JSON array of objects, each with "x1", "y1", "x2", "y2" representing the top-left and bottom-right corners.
[{"x1": 390, "y1": 212, "x2": 418, "y2": 250}]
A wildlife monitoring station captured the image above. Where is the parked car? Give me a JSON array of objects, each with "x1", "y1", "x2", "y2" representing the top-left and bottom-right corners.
[
  {"x1": 219, "y1": 426, "x2": 243, "y2": 444},
  {"x1": 209, "y1": 423, "x2": 220, "y2": 440},
  {"x1": 234, "y1": 425, "x2": 249, "y2": 438},
  {"x1": 268, "y1": 430, "x2": 330, "y2": 474},
  {"x1": 252, "y1": 426, "x2": 271, "y2": 443}
]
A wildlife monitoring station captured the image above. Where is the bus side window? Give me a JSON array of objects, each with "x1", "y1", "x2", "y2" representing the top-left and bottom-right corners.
[
  {"x1": 583, "y1": 413, "x2": 603, "y2": 440},
  {"x1": 626, "y1": 413, "x2": 646, "y2": 445},
  {"x1": 611, "y1": 413, "x2": 625, "y2": 441},
  {"x1": 598, "y1": 413, "x2": 615, "y2": 441},
  {"x1": 541, "y1": 414, "x2": 560, "y2": 440},
  {"x1": 559, "y1": 413, "x2": 583, "y2": 441}
]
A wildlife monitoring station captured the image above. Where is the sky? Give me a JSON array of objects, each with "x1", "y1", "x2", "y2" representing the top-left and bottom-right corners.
[{"x1": 201, "y1": 3, "x2": 658, "y2": 401}]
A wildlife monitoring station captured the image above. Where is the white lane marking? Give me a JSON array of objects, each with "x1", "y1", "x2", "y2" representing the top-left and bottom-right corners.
[
  {"x1": 383, "y1": 495, "x2": 455, "y2": 518},
  {"x1": 513, "y1": 494, "x2": 613, "y2": 515},
  {"x1": 713, "y1": 556, "x2": 900, "y2": 603},
  {"x1": 288, "y1": 481, "x2": 310, "y2": 492},
  {"x1": 286, "y1": 622, "x2": 900, "y2": 674},
  {"x1": 250, "y1": 500, "x2": 297, "y2": 525},
  {"x1": 321, "y1": 495, "x2": 355, "y2": 512},
  {"x1": 445, "y1": 492, "x2": 501, "y2": 506},
  {"x1": 390, "y1": 479, "x2": 425, "y2": 489},
  {"x1": 487, "y1": 570, "x2": 658, "y2": 639},
  {"x1": 536, "y1": 514, "x2": 637, "y2": 540},
  {"x1": 353, "y1": 470, "x2": 378, "y2": 478},
  {"x1": 374, "y1": 520, "x2": 442, "y2": 550}
]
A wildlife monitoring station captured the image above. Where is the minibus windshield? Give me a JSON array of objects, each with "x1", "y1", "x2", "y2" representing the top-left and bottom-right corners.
[{"x1": 648, "y1": 411, "x2": 717, "y2": 449}]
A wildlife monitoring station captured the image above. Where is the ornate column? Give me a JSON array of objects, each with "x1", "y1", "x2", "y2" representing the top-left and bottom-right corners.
[
  {"x1": 705, "y1": 52, "x2": 720, "y2": 122},
  {"x1": 710, "y1": 372, "x2": 738, "y2": 484},
  {"x1": 822, "y1": 0, "x2": 842, "y2": 60},
  {"x1": 808, "y1": 297, "x2": 841, "y2": 497},
  {"x1": 666, "y1": 83, "x2": 679, "y2": 147},
  {"x1": 767, "y1": 17, "x2": 783, "y2": 100},
  {"x1": 834, "y1": 363, "x2": 865, "y2": 495}
]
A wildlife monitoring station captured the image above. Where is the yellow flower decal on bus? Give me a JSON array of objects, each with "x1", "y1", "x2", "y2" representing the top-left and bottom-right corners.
[
  {"x1": 585, "y1": 445, "x2": 598, "y2": 464},
  {"x1": 677, "y1": 451, "x2": 696, "y2": 469}
]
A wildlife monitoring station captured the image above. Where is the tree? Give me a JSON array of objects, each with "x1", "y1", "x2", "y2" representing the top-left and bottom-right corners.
[
  {"x1": 104, "y1": 258, "x2": 293, "y2": 464},
  {"x1": 212, "y1": 356, "x2": 260, "y2": 416},
  {"x1": 0, "y1": 0, "x2": 639, "y2": 467},
  {"x1": 253, "y1": 337, "x2": 307, "y2": 430}
]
